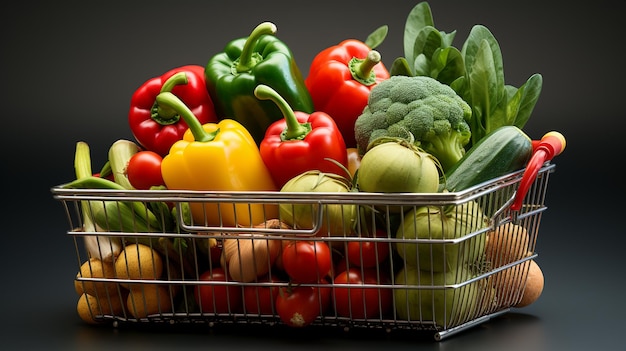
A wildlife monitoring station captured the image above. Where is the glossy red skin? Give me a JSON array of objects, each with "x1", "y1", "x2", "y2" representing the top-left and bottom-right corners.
[
  {"x1": 275, "y1": 282, "x2": 331, "y2": 327},
  {"x1": 332, "y1": 268, "x2": 392, "y2": 319},
  {"x1": 129, "y1": 65, "x2": 218, "y2": 157},
  {"x1": 281, "y1": 241, "x2": 333, "y2": 283},
  {"x1": 305, "y1": 39, "x2": 390, "y2": 148},
  {"x1": 243, "y1": 276, "x2": 283, "y2": 315},
  {"x1": 345, "y1": 229, "x2": 390, "y2": 268},
  {"x1": 194, "y1": 267, "x2": 242, "y2": 314},
  {"x1": 126, "y1": 150, "x2": 165, "y2": 190},
  {"x1": 260, "y1": 111, "x2": 347, "y2": 188}
]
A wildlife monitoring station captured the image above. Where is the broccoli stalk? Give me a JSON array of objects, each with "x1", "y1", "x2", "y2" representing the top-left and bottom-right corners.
[{"x1": 354, "y1": 75, "x2": 472, "y2": 172}]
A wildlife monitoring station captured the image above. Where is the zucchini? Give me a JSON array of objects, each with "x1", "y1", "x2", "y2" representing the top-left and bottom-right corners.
[{"x1": 442, "y1": 126, "x2": 533, "y2": 192}]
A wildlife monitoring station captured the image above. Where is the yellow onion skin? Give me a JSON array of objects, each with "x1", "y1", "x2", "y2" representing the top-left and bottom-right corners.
[
  {"x1": 220, "y1": 220, "x2": 289, "y2": 283},
  {"x1": 356, "y1": 141, "x2": 440, "y2": 195},
  {"x1": 279, "y1": 171, "x2": 357, "y2": 238}
]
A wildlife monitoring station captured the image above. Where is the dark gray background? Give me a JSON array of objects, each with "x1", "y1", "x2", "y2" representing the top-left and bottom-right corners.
[{"x1": 2, "y1": 0, "x2": 622, "y2": 350}]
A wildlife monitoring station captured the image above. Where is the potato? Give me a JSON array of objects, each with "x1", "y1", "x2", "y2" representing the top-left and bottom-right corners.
[
  {"x1": 126, "y1": 284, "x2": 173, "y2": 319},
  {"x1": 76, "y1": 291, "x2": 127, "y2": 324},
  {"x1": 485, "y1": 223, "x2": 531, "y2": 267},
  {"x1": 74, "y1": 258, "x2": 118, "y2": 297},
  {"x1": 115, "y1": 243, "x2": 164, "y2": 289},
  {"x1": 515, "y1": 260, "x2": 544, "y2": 307}
]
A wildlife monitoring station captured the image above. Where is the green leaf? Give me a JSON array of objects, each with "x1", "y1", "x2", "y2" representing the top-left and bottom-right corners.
[
  {"x1": 431, "y1": 47, "x2": 465, "y2": 85},
  {"x1": 461, "y1": 24, "x2": 513, "y2": 146},
  {"x1": 503, "y1": 85, "x2": 520, "y2": 126},
  {"x1": 463, "y1": 26, "x2": 504, "y2": 90},
  {"x1": 450, "y1": 76, "x2": 466, "y2": 96},
  {"x1": 413, "y1": 26, "x2": 444, "y2": 64},
  {"x1": 466, "y1": 40, "x2": 499, "y2": 144},
  {"x1": 440, "y1": 30, "x2": 457, "y2": 47},
  {"x1": 403, "y1": 2, "x2": 435, "y2": 70},
  {"x1": 511, "y1": 73, "x2": 543, "y2": 129},
  {"x1": 413, "y1": 54, "x2": 431, "y2": 76},
  {"x1": 390, "y1": 57, "x2": 414, "y2": 77},
  {"x1": 364, "y1": 25, "x2": 389, "y2": 49}
]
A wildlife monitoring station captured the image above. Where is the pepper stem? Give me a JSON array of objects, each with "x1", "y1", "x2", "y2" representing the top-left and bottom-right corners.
[
  {"x1": 254, "y1": 84, "x2": 311, "y2": 141},
  {"x1": 235, "y1": 22, "x2": 277, "y2": 73},
  {"x1": 152, "y1": 72, "x2": 189, "y2": 125},
  {"x1": 349, "y1": 50, "x2": 381, "y2": 86},
  {"x1": 155, "y1": 92, "x2": 218, "y2": 143}
]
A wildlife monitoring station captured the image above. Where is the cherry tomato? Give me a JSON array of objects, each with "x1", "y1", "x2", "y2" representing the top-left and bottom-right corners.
[
  {"x1": 243, "y1": 276, "x2": 283, "y2": 315},
  {"x1": 275, "y1": 282, "x2": 331, "y2": 328},
  {"x1": 332, "y1": 268, "x2": 392, "y2": 319},
  {"x1": 345, "y1": 229, "x2": 390, "y2": 268},
  {"x1": 194, "y1": 267, "x2": 242, "y2": 314},
  {"x1": 281, "y1": 241, "x2": 332, "y2": 283},
  {"x1": 126, "y1": 150, "x2": 165, "y2": 190}
]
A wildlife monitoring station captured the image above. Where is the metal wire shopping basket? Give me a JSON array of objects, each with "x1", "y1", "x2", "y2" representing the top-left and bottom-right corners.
[{"x1": 51, "y1": 161, "x2": 556, "y2": 341}]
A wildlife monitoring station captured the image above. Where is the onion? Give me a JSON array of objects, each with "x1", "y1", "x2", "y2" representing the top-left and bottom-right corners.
[
  {"x1": 279, "y1": 171, "x2": 357, "y2": 238},
  {"x1": 356, "y1": 138, "x2": 441, "y2": 196},
  {"x1": 221, "y1": 219, "x2": 289, "y2": 282}
]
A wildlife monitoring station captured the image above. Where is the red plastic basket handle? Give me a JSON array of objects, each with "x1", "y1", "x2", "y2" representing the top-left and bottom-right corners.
[{"x1": 510, "y1": 131, "x2": 566, "y2": 211}]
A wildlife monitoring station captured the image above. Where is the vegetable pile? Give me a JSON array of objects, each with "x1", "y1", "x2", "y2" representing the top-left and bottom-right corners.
[{"x1": 64, "y1": 2, "x2": 565, "y2": 331}]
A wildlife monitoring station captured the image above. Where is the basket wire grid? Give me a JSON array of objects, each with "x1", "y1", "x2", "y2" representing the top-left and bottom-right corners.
[{"x1": 52, "y1": 163, "x2": 555, "y2": 341}]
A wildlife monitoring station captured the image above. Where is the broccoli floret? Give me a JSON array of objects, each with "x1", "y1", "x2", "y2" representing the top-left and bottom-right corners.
[{"x1": 354, "y1": 75, "x2": 472, "y2": 171}]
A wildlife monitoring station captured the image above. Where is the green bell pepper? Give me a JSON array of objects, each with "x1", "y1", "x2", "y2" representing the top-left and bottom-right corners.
[{"x1": 205, "y1": 22, "x2": 314, "y2": 145}]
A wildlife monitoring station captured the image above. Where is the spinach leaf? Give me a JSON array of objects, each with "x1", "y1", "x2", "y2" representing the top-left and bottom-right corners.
[
  {"x1": 392, "y1": 1, "x2": 543, "y2": 147},
  {"x1": 390, "y1": 57, "x2": 414, "y2": 77},
  {"x1": 402, "y1": 2, "x2": 435, "y2": 75},
  {"x1": 431, "y1": 46, "x2": 465, "y2": 86},
  {"x1": 364, "y1": 25, "x2": 389, "y2": 50}
]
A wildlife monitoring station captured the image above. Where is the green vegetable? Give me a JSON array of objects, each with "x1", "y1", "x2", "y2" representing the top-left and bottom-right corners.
[
  {"x1": 356, "y1": 137, "x2": 440, "y2": 197},
  {"x1": 391, "y1": 1, "x2": 543, "y2": 148},
  {"x1": 204, "y1": 22, "x2": 314, "y2": 145},
  {"x1": 279, "y1": 170, "x2": 357, "y2": 238},
  {"x1": 395, "y1": 201, "x2": 488, "y2": 273},
  {"x1": 63, "y1": 175, "x2": 164, "y2": 232},
  {"x1": 390, "y1": 2, "x2": 463, "y2": 85},
  {"x1": 354, "y1": 75, "x2": 472, "y2": 172},
  {"x1": 107, "y1": 139, "x2": 140, "y2": 190},
  {"x1": 73, "y1": 141, "x2": 122, "y2": 262},
  {"x1": 394, "y1": 265, "x2": 481, "y2": 327},
  {"x1": 442, "y1": 125, "x2": 533, "y2": 192}
]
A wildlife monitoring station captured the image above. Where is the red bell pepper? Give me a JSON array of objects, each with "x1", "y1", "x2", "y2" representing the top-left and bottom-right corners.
[
  {"x1": 255, "y1": 84, "x2": 348, "y2": 188},
  {"x1": 305, "y1": 39, "x2": 390, "y2": 148},
  {"x1": 128, "y1": 65, "x2": 218, "y2": 157}
]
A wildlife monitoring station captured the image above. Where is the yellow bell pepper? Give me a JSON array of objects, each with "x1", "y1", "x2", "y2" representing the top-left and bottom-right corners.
[{"x1": 158, "y1": 91, "x2": 278, "y2": 227}]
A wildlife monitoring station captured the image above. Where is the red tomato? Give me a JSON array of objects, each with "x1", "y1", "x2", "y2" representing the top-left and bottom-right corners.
[
  {"x1": 194, "y1": 267, "x2": 242, "y2": 314},
  {"x1": 276, "y1": 282, "x2": 331, "y2": 328},
  {"x1": 332, "y1": 268, "x2": 392, "y2": 319},
  {"x1": 243, "y1": 276, "x2": 283, "y2": 315},
  {"x1": 332, "y1": 255, "x2": 349, "y2": 277},
  {"x1": 345, "y1": 229, "x2": 390, "y2": 268},
  {"x1": 126, "y1": 150, "x2": 165, "y2": 190},
  {"x1": 281, "y1": 241, "x2": 332, "y2": 283}
]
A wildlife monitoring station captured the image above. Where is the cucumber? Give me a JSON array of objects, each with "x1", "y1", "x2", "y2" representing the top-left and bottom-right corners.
[{"x1": 442, "y1": 126, "x2": 533, "y2": 192}]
